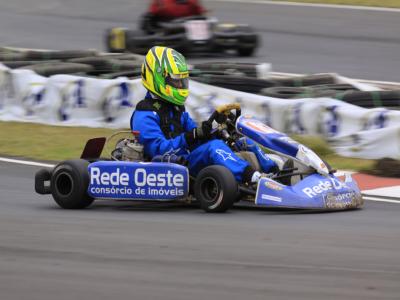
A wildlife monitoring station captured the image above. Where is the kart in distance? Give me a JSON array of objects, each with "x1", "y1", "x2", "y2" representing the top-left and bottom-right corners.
[{"x1": 105, "y1": 16, "x2": 259, "y2": 57}]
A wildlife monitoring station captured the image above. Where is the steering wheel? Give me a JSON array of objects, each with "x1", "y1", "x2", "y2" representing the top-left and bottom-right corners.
[
  {"x1": 207, "y1": 103, "x2": 241, "y2": 125},
  {"x1": 205, "y1": 103, "x2": 241, "y2": 144}
]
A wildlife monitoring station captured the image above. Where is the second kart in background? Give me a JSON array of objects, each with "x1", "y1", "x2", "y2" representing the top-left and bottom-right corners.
[{"x1": 105, "y1": 0, "x2": 259, "y2": 56}]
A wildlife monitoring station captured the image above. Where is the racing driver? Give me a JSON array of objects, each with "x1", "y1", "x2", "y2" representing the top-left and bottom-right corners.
[
  {"x1": 141, "y1": 0, "x2": 207, "y2": 32},
  {"x1": 130, "y1": 46, "x2": 278, "y2": 184}
]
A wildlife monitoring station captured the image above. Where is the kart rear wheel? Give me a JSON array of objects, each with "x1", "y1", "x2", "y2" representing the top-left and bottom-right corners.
[
  {"x1": 105, "y1": 28, "x2": 127, "y2": 53},
  {"x1": 237, "y1": 46, "x2": 256, "y2": 57},
  {"x1": 50, "y1": 159, "x2": 94, "y2": 209},
  {"x1": 195, "y1": 166, "x2": 237, "y2": 213}
]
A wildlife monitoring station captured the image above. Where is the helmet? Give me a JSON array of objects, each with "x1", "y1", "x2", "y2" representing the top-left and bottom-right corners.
[{"x1": 142, "y1": 46, "x2": 189, "y2": 106}]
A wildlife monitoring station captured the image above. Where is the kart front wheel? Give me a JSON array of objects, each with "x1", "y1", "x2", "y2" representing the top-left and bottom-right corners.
[
  {"x1": 195, "y1": 166, "x2": 237, "y2": 213},
  {"x1": 50, "y1": 159, "x2": 94, "y2": 209}
]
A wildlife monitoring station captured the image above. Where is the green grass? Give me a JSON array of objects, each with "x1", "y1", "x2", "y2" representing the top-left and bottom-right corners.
[
  {"x1": 272, "y1": 0, "x2": 400, "y2": 8},
  {"x1": 0, "y1": 121, "x2": 115, "y2": 161},
  {"x1": 0, "y1": 121, "x2": 375, "y2": 171}
]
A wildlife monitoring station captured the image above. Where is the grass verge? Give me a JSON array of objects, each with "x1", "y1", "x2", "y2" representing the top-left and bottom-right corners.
[
  {"x1": 0, "y1": 121, "x2": 115, "y2": 161},
  {"x1": 273, "y1": 0, "x2": 400, "y2": 8},
  {"x1": 0, "y1": 121, "x2": 375, "y2": 171}
]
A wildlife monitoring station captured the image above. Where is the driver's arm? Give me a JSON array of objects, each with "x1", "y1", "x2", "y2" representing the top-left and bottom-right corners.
[{"x1": 131, "y1": 110, "x2": 196, "y2": 157}]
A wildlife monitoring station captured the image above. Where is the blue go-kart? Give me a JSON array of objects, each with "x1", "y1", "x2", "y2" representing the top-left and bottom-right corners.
[{"x1": 35, "y1": 103, "x2": 363, "y2": 213}]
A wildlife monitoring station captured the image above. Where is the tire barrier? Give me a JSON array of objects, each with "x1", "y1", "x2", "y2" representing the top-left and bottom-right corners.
[
  {"x1": 260, "y1": 86, "x2": 357, "y2": 99},
  {"x1": 273, "y1": 74, "x2": 336, "y2": 87},
  {"x1": 311, "y1": 83, "x2": 357, "y2": 92},
  {"x1": 191, "y1": 62, "x2": 268, "y2": 78},
  {"x1": 370, "y1": 158, "x2": 400, "y2": 178},
  {"x1": 337, "y1": 90, "x2": 400, "y2": 109},
  {"x1": 100, "y1": 70, "x2": 142, "y2": 79},
  {"x1": 2, "y1": 60, "x2": 61, "y2": 68},
  {"x1": 260, "y1": 87, "x2": 311, "y2": 99},
  {"x1": 24, "y1": 50, "x2": 99, "y2": 60},
  {"x1": 0, "y1": 49, "x2": 144, "y2": 79},
  {"x1": 18, "y1": 62, "x2": 94, "y2": 77},
  {"x1": 1, "y1": 48, "x2": 398, "y2": 112},
  {"x1": 260, "y1": 86, "x2": 400, "y2": 109},
  {"x1": 0, "y1": 52, "x2": 32, "y2": 62},
  {"x1": 193, "y1": 75, "x2": 278, "y2": 94}
]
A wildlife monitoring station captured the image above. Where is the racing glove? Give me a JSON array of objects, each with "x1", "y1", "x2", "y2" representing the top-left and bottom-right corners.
[{"x1": 184, "y1": 120, "x2": 212, "y2": 147}]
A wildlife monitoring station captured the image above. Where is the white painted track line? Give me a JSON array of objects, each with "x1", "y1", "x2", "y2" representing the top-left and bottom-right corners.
[
  {"x1": 362, "y1": 196, "x2": 400, "y2": 204},
  {"x1": 0, "y1": 157, "x2": 54, "y2": 168},
  {"x1": 211, "y1": 0, "x2": 400, "y2": 13}
]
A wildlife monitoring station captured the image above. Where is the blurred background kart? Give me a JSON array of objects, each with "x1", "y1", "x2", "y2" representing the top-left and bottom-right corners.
[{"x1": 105, "y1": 15, "x2": 259, "y2": 57}]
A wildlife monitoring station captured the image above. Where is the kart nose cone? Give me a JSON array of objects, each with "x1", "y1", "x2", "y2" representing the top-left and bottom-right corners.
[{"x1": 255, "y1": 174, "x2": 364, "y2": 210}]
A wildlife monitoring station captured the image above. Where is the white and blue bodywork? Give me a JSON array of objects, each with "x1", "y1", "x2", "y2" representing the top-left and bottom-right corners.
[{"x1": 236, "y1": 116, "x2": 363, "y2": 209}]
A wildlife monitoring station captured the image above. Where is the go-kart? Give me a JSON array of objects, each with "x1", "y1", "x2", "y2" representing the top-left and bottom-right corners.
[
  {"x1": 35, "y1": 103, "x2": 363, "y2": 212},
  {"x1": 105, "y1": 16, "x2": 259, "y2": 57}
]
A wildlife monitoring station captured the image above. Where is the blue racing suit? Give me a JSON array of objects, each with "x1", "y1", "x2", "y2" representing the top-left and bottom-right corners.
[{"x1": 130, "y1": 93, "x2": 276, "y2": 182}]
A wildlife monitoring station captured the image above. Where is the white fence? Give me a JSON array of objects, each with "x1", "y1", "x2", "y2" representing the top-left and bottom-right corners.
[{"x1": 1, "y1": 63, "x2": 400, "y2": 159}]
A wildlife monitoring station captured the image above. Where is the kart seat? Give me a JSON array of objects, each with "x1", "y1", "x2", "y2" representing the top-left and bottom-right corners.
[{"x1": 236, "y1": 151, "x2": 261, "y2": 172}]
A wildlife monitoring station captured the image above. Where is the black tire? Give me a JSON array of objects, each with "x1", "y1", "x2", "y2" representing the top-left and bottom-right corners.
[
  {"x1": 310, "y1": 83, "x2": 357, "y2": 92},
  {"x1": 194, "y1": 165, "x2": 237, "y2": 213},
  {"x1": 24, "y1": 50, "x2": 98, "y2": 60},
  {"x1": 237, "y1": 32, "x2": 258, "y2": 57},
  {"x1": 338, "y1": 90, "x2": 400, "y2": 108},
  {"x1": 192, "y1": 62, "x2": 263, "y2": 78},
  {"x1": 100, "y1": 70, "x2": 141, "y2": 79},
  {"x1": 260, "y1": 87, "x2": 311, "y2": 99},
  {"x1": 0, "y1": 52, "x2": 29, "y2": 61},
  {"x1": 193, "y1": 75, "x2": 278, "y2": 94},
  {"x1": 50, "y1": 159, "x2": 94, "y2": 209},
  {"x1": 274, "y1": 74, "x2": 336, "y2": 87},
  {"x1": 2, "y1": 60, "x2": 61, "y2": 68},
  {"x1": 237, "y1": 46, "x2": 256, "y2": 57},
  {"x1": 67, "y1": 56, "x2": 110, "y2": 69},
  {"x1": 19, "y1": 62, "x2": 93, "y2": 76},
  {"x1": 104, "y1": 53, "x2": 143, "y2": 61}
]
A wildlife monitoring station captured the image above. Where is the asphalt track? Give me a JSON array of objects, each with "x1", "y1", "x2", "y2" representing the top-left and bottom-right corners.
[
  {"x1": 1, "y1": 160, "x2": 400, "y2": 300},
  {"x1": 0, "y1": 1, "x2": 399, "y2": 81}
]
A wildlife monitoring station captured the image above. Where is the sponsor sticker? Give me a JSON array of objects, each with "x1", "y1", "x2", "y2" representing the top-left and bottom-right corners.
[
  {"x1": 245, "y1": 120, "x2": 278, "y2": 134},
  {"x1": 261, "y1": 194, "x2": 282, "y2": 202},
  {"x1": 302, "y1": 178, "x2": 347, "y2": 198},
  {"x1": 264, "y1": 180, "x2": 283, "y2": 191},
  {"x1": 88, "y1": 163, "x2": 188, "y2": 200},
  {"x1": 324, "y1": 192, "x2": 363, "y2": 209}
]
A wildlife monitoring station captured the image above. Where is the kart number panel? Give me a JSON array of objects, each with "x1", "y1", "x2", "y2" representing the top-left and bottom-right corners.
[{"x1": 184, "y1": 20, "x2": 211, "y2": 41}]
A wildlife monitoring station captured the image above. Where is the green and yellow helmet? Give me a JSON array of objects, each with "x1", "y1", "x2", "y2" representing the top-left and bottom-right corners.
[{"x1": 142, "y1": 46, "x2": 189, "y2": 106}]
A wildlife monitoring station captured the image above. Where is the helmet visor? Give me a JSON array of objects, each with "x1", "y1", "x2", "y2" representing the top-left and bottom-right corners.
[{"x1": 166, "y1": 74, "x2": 189, "y2": 89}]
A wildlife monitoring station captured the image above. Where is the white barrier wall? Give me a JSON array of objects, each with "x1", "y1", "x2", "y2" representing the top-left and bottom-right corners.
[{"x1": 1, "y1": 63, "x2": 400, "y2": 159}]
